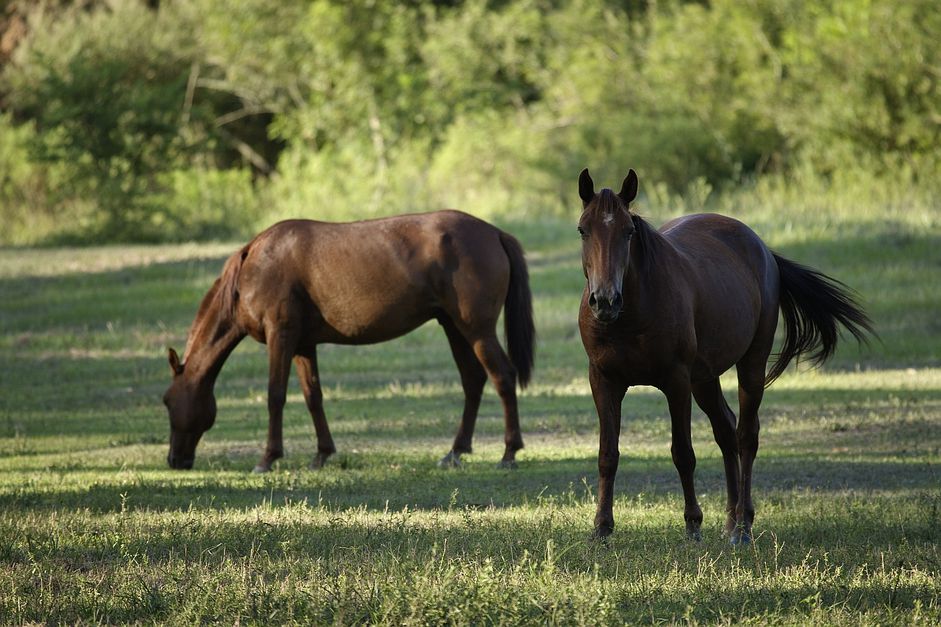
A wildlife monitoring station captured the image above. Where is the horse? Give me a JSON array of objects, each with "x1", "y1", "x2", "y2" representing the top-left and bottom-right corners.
[
  {"x1": 163, "y1": 210, "x2": 535, "y2": 473},
  {"x1": 576, "y1": 168, "x2": 872, "y2": 544}
]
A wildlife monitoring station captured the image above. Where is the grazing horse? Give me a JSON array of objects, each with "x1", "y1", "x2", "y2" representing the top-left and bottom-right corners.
[
  {"x1": 576, "y1": 168, "x2": 872, "y2": 544},
  {"x1": 163, "y1": 210, "x2": 534, "y2": 472}
]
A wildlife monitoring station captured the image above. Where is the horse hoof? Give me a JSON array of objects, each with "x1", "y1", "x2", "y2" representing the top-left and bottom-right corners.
[
  {"x1": 730, "y1": 528, "x2": 752, "y2": 546},
  {"x1": 687, "y1": 528, "x2": 702, "y2": 542},
  {"x1": 496, "y1": 459, "x2": 518, "y2": 470},
  {"x1": 592, "y1": 526, "x2": 613, "y2": 542},
  {"x1": 438, "y1": 451, "x2": 462, "y2": 469},
  {"x1": 252, "y1": 464, "x2": 270, "y2": 474},
  {"x1": 310, "y1": 454, "x2": 329, "y2": 470}
]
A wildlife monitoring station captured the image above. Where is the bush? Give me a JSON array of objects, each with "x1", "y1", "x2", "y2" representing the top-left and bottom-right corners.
[
  {"x1": 4, "y1": 2, "x2": 260, "y2": 241},
  {"x1": 0, "y1": 0, "x2": 938, "y2": 243},
  {"x1": 0, "y1": 113, "x2": 55, "y2": 245},
  {"x1": 161, "y1": 167, "x2": 258, "y2": 241}
]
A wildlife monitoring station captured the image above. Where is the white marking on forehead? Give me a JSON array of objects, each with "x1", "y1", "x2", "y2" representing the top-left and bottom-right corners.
[{"x1": 603, "y1": 212, "x2": 615, "y2": 225}]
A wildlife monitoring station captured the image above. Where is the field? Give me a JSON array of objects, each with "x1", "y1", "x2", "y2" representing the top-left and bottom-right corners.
[{"x1": 1, "y1": 200, "x2": 940, "y2": 624}]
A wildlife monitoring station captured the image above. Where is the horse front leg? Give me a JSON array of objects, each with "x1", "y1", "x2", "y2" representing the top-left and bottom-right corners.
[
  {"x1": 664, "y1": 372, "x2": 703, "y2": 540},
  {"x1": 589, "y1": 365, "x2": 628, "y2": 537},
  {"x1": 254, "y1": 327, "x2": 296, "y2": 473},
  {"x1": 295, "y1": 351, "x2": 336, "y2": 469}
]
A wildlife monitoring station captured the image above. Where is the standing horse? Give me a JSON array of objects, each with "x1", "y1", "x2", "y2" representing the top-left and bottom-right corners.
[
  {"x1": 577, "y1": 168, "x2": 872, "y2": 544},
  {"x1": 163, "y1": 210, "x2": 534, "y2": 472}
]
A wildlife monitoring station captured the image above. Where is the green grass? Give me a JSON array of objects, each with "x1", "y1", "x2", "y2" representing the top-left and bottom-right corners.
[{"x1": 1, "y1": 196, "x2": 940, "y2": 624}]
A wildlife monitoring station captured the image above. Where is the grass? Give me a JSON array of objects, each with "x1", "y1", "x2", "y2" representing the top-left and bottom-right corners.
[{"x1": 1, "y1": 190, "x2": 940, "y2": 624}]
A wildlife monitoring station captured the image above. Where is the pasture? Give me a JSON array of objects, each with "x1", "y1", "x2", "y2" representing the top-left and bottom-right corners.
[{"x1": 1, "y1": 201, "x2": 940, "y2": 624}]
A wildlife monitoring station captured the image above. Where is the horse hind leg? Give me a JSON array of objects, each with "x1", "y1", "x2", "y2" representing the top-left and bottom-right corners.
[
  {"x1": 470, "y1": 332, "x2": 524, "y2": 469},
  {"x1": 294, "y1": 351, "x2": 336, "y2": 469},
  {"x1": 438, "y1": 319, "x2": 487, "y2": 469},
  {"x1": 692, "y1": 378, "x2": 741, "y2": 536},
  {"x1": 732, "y1": 350, "x2": 770, "y2": 545}
]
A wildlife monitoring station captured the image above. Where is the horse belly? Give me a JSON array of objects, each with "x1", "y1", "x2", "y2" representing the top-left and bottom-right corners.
[
  {"x1": 691, "y1": 293, "x2": 761, "y2": 382},
  {"x1": 308, "y1": 279, "x2": 436, "y2": 345}
]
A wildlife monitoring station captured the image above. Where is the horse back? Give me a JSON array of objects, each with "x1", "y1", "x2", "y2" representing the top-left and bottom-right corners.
[{"x1": 235, "y1": 212, "x2": 510, "y2": 344}]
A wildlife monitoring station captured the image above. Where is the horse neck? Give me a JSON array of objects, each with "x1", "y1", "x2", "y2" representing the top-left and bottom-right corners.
[
  {"x1": 622, "y1": 219, "x2": 676, "y2": 319},
  {"x1": 181, "y1": 288, "x2": 244, "y2": 389}
]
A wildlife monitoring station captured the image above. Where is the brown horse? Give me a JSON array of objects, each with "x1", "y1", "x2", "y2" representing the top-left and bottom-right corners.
[
  {"x1": 576, "y1": 168, "x2": 872, "y2": 544},
  {"x1": 163, "y1": 210, "x2": 534, "y2": 472}
]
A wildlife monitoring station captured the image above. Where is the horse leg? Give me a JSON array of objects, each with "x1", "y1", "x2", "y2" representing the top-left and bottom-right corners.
[
  {"x1": 732, "y1": 355, "x2": 767, "y2": 545},
  {"x1": 470, "y1": 333, "x2": 524, "y2": 468},
  {"x1": 692, "y1": 378, "x2": 740, "y2": 536},
  {"x1": 294, "y1": 351, "x2": 336, "y2": 469},
  {"x1": 588, "y1": 365, "x2": 627, "y2": 537},
  {"x1": 664, "y1": 374, "x2": 702, "y2": 540},
  {"x1": 438, "y1": 320, "x2": 488, "y2": 468},
  {"x1": 254, "y1": 326, "x2": 296, "y2": 473}
]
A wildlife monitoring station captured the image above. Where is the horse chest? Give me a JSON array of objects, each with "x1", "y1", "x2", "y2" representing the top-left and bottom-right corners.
[{"x1": 585, "y1": 329, "x2": 676, "y2": 382}]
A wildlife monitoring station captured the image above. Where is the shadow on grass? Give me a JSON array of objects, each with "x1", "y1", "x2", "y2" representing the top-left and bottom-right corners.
[
  {"x1": 0, "y1": 255, "x2": 229, "y2": 337},
  {"x1": 2, "y1": 450, "x2": 938, "y2": 516},
  {"x1": 1, "y1": 381, "x2": 937, "y2": 465}
]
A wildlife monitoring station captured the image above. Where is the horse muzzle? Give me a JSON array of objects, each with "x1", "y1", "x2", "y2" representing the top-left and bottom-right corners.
[
  {"x1": 167, "y1": 451, "x2": 195, "y2": 470},
  {"x1": 589, "y1": 290, "x2": 623, "y2": 323},
  {"x1": 167, "y1": 430, "x2": 200, "y2": 470}
]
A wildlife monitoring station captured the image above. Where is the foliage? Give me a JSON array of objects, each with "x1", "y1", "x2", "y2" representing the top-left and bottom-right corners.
[
  {"x1": 0, "y1": 0, "x2": 939, "y2": 243},
  {"x1": 0, "y1": 0, "x2": 268, "y2": 242},
  {"x1": 0, "y1": 113, "x2": 54, "y2": 244},
  {"x1": 2, "y1": 1, "x2": 206, "y2": 241}
]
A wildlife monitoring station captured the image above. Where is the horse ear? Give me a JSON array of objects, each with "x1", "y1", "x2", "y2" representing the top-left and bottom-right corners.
[
  {"x1": 618, "y1": 169, "x2": 638, "y2": 205},
  {"x1": 578, "y1": 168, "x2": 595, "y2": 206},
  {"x1": 168, "y1": 347, "x2": 183, "y2": 376}
]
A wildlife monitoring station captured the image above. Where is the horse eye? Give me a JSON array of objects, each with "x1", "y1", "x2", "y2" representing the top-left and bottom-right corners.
[{"x1": 577, "y1": 226, "x2": 587, "y2": 239}]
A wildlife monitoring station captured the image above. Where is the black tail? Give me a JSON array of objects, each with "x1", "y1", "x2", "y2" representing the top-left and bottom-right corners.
[
  {"x1": 766, "y1": 253, "x2": 874, "y2": 385},
  {"x1": 499, "y1": 231, "x2": 535, "y2": 388}
]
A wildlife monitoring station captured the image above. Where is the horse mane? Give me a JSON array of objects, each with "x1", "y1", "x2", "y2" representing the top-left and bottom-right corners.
[
  {"x1": 629, "y1": 212, "x2": 664, "y2": 275},
  {"x1": 218, "y1": 245, "x2": 248, "y2": 320},
  {"x1": 182, "y1": 245, "x2": 248, "y2": 360}
]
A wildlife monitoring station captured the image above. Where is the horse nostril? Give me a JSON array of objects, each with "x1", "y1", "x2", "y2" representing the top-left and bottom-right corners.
[
  {"x1": 612, "y1": 292, "x2": 623, "y2": 309},
  {"x1": 588, "y1": 293, "x2": 597, "y2": 307}
]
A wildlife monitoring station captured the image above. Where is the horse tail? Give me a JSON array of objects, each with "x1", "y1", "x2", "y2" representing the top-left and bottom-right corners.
[
  {"x1": 766, "y1": 253, "x2": 874, "y2": 386},
  {"x1": 499, "y1": 231, "x2": 535, "y2": 389}
]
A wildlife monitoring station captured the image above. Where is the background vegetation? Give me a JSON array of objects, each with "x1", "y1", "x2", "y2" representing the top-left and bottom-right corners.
[{"x1": 1, "y1": 0, "x2": 940, "y2": 243}]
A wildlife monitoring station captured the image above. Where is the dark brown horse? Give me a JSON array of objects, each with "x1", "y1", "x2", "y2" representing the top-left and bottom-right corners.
[
  {"x1": 577, "y1": 168, "x2": 872, "y2": 544},
  {"x1": 163, "y1": 210, "x2": 534, "y2": 472}
]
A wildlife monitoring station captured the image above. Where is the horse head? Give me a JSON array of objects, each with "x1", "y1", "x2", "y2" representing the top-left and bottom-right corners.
[
  {"x1": 163, "y1": 347, "x2": 216, "y2": 469},
  {"x1": 577, "y1": 168, "x2": 638, "y2": 322}
]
